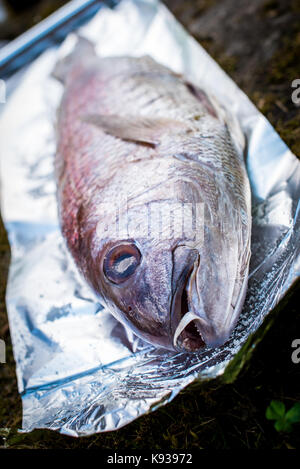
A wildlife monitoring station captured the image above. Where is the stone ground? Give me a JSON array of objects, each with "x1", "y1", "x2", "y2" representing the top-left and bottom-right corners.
[{"x1": 0, "y1": 0, "x2": 299, "y2": 449}]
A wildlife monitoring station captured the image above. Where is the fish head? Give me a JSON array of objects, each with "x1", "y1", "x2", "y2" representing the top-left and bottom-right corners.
[
  {"x1": 92, "y1": 233, "x2": 248, "y2": 353},
  {"x1": 87, "y1": 166, "x2": 250, "y2": 353}
]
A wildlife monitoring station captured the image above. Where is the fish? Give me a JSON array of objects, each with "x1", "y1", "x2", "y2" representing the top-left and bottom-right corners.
[{"x1": 54, "y1": 37, "x2": 251, "y2": 353}]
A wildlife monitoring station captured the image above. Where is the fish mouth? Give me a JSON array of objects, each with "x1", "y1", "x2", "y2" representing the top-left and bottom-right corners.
[
  {"x1": 171, "y1": 272, "x2": 229, "y2": 352},
  {"x1": 171, "y1": 252, "x2": 206, "y2": 352},
  {"x1": 173, "y1": 310, "x2": 206, "y2": 353},
  {"x1": 171, "y1": 248, "x2": 230, "y2": 352}
]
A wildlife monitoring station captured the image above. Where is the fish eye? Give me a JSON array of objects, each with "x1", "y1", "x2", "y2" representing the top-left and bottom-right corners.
[{"x1": 103, "y1": 243, "x2": 141, "y2": 285}]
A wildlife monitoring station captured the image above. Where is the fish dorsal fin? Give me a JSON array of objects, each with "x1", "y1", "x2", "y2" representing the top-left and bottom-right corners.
[
  {"x1": 185, "y1": 80, "x2": 245, "y2": 156},
  {"x1": 185, "y1": 81, "x2": 218, "y2": 119},
  {"x1": 82, "y1": 114, "x2": 189, "y2": 146}
]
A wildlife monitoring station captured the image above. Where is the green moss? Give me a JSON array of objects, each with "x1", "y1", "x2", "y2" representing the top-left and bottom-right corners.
[
  {"x1": 217, "y1": 55, "x2": 237, "y2": 75},
  {"x1": 250, "y1": 91, "x2": 277, "y2": 115},
  {"x1": 268, "y1": 36, "x2": 300, "y2": 84},
  {"x1": 276, "y1": 117, "x2": 300, "y2": 157}
]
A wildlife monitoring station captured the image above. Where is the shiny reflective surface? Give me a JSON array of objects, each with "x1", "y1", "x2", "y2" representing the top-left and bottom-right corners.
[{"x1": 0, "y1": 0, "x2": 299, "y2": 435}]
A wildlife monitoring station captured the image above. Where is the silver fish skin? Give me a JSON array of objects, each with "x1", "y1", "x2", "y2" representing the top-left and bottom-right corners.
[{"x1": 54, "y1": 38, "x2": 251, "y2": 353}]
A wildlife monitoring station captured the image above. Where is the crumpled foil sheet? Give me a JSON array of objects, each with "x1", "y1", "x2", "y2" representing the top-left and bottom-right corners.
[{"x1": 0, "y1": 0, "x2": 299, "y2": 436}]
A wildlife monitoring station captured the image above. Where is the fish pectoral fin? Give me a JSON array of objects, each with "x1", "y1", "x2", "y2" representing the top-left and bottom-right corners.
[{"x1": 82, "y1": 114, "x2": 188, "y2": 147}]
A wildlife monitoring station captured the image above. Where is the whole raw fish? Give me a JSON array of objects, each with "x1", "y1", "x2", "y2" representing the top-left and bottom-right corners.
[{"x1": 54, "y1": 38, "x2": 251, "y2": 352}]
